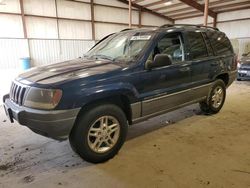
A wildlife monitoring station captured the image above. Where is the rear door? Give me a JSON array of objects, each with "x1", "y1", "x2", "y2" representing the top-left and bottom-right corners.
[
  {"x1": 207, "y1": 32, "x2": 235, "y2": 74},
  {"x1": 185, "y1": 31, "x2": 214, "y2": 86},
  {"x1": 185, "y1": 31, "x2": 215, "y2": 99}
]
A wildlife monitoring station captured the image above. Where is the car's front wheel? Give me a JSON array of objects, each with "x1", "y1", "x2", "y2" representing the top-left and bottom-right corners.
[
  {"x1": 199, "y1": 79, "x2": 226, "y2": 115},
  {"x1": 69, "y1": 104, "x2": 128, "y2": 163}
]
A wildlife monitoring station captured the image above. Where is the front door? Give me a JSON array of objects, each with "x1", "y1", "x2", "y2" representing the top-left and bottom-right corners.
[{"x1": 134, "y1": 32, "x2": 193, "y2": 116}]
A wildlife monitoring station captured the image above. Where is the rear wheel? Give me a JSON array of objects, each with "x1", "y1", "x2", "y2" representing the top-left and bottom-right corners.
[
  {"x1": 199, "y1": 79, "x2": 226, "y2": 115},
  {"x1": 69, "y1": 104, "x2": 128, "y2": 163}
]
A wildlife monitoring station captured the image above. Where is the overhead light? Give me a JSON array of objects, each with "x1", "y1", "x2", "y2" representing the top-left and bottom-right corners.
[{"x1": 164, "y1": 1, "x2": 173, "y2": 6}]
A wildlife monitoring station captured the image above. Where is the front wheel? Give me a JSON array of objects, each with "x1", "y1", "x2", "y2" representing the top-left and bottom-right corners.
[
  {"x1": 69, "y1": 104, "x2": 128, "y2": 163},
  {"x1": 199, "y1": 79, "x2": 226, "y2": 115}
]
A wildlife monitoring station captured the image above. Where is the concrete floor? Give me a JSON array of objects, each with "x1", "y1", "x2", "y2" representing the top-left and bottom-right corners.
[{"x1": 0, "y1": 81, "x2": 250, "y2": 188}]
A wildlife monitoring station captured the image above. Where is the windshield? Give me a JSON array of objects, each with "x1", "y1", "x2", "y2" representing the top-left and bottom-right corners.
[{"x1": 85, "y1": 31, "x2": 154, "y2": 62}]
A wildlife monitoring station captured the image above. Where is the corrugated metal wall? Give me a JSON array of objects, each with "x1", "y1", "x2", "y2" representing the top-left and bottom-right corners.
[
  {"x1": 0, "y1": 39, "x2": 29, "y2": 69},
  {"x1": 0, "y1": 39, "x2": 94, "y2": 69},
  {"x1": 0, "y1": 0, "x2": 174, "y2": 70},
  {"x1": 29, "y1": 39, "x2": 95, "y2": 67}
]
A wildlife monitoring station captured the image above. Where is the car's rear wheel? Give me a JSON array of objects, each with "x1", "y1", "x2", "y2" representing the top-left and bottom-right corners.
[
  {"x1": 69, "y1": 104, "x2": 128, "y2": 163},
  {"x1": 199, "y1": 79, "x2": 226, "y2": 115}
]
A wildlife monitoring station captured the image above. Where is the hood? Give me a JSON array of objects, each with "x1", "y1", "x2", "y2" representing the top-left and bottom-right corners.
[
  {"x1": 240, "y1": 56, "x2": 250, "y2": 65},
  {"x1": 17, "y1": 58, "x2": 123, "y2": 85}
]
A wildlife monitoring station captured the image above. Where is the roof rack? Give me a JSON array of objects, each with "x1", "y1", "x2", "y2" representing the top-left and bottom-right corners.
[
  {"x1": 159, "y1": 24, "x2": 219, "y2": 31},
  {"x1": 120, "y1": 28, "x2": 134, "y2": 32}
]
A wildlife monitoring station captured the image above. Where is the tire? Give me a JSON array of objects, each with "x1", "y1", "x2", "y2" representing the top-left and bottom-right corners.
[
  {"x1": 69, "y1": 104, "x2": 128, "y2": 163},
  {"x1": 199, "y1": 79, "x2": 226, "y2": 115},
  {"x1": 237, "y1": 78, "x2": 241, "y2": 81}
]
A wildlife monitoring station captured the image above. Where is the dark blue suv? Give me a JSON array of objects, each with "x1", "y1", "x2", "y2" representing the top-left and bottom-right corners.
[{"x1": 3, "y1": 24, "x2": 237, "y2": 163}]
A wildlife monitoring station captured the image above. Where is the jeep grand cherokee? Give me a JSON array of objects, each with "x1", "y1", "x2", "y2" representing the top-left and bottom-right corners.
[{"x1": 3, "y1": 24, "x2": 237, "y2": 163}]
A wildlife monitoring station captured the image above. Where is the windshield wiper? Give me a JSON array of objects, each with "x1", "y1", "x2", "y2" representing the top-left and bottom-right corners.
[{"x1": 89, "y1": 54, "x2": 114, "y2": 61}]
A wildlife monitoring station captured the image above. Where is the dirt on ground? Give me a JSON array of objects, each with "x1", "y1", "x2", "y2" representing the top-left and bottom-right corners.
[{"x1": 0, "y1": 81, "x2": 250, "y2": 188}]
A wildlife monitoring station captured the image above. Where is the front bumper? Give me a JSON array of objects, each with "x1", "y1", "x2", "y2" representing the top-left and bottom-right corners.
[
  {"x1": 3, "y1": 95, "x2": 80, "y2": 140},
  {"x1": 237, "y1": 71, "x2": 250, "y2": 80}
]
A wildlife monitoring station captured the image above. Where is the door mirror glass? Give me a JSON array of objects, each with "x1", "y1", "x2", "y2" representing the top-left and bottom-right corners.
[{"x1": 146, "y1": 54, "x2": 172, "y2": 69}]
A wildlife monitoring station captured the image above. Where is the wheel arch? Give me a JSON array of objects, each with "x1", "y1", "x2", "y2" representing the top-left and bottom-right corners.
[
  {"x1": 74, "y1": 94, "x2": 133, "y2": 129},
  {"x1": 215, "y1": 73, "x2": 229, "y2": 86}
]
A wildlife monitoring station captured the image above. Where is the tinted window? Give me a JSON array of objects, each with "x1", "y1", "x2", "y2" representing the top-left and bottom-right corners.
[
  {"x1": 148, "y1": 33, "x2": 184, "y2": 63},
  {"x1": 207, "y1": 32, "x2": 233, "y2": 55},
  {"x1": 187, "y1": 32, "x2": 208, "y2": 59}
]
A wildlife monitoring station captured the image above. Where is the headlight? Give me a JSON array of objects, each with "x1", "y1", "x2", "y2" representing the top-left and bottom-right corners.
[
  {"x1": 24, "y1": 87, "x2": 62, "y2": 110},
  {"x1": 237, "y1": 63, "x2": 241, "y2": 68}
]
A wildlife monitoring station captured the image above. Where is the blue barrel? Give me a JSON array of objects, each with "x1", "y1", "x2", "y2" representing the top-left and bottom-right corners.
[{"x1": 20, "y1": 57, "x2": 31, "y2": 70}]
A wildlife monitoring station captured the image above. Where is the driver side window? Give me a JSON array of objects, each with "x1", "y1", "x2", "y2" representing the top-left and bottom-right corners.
[{"x1": 148, "y1": 33, "x2": 185, "y2": 63}]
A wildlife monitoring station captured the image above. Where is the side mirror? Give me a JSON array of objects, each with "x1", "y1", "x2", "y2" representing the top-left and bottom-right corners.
[{"x1": 146, "y1": 54, "x2": 172, "y2": 70}]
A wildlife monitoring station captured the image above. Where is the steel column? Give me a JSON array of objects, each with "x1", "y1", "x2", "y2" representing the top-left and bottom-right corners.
[{"x1": 204, "y1": 0, "x2": 209, "y2": 26}]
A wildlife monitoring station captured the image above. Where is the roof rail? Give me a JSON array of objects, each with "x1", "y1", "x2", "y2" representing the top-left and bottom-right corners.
[
  {"x1": 159, "y1": 24, "x2": 219, "y2": 31},
  {"x1": 120, "y1": 28, "x2": 133, "y2": 32}
]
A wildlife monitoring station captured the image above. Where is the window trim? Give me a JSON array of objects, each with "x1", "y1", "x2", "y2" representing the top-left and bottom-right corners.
[
  {"x1": 202, "y1": 32, "x2": 214, "y2": 57},
  {"x1": 146, "y1": 32, "x2": 186, "y2": 64},
  {"x1": 186, "y1": 31, "x2": 209, "y2": 60},
  {"x1": 207, "y1": 32, "x2": 233, "y2": 56}
]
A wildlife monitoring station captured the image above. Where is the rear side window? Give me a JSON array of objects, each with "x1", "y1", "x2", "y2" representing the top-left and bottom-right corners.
[
  {"x1": 207, "y1": 32, "x2": 233, "y2": 55},
  {"x1": 186, "y1": 31, "x2": 208, "y2": 60}
]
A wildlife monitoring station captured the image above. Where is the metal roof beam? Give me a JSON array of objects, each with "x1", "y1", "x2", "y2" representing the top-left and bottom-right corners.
[
  {"x1": 118, "y1": 0, "x2": 174, "y2": 22},
  {"x1": 178, "y1": 0, "x2": 217, "y2": 18}
]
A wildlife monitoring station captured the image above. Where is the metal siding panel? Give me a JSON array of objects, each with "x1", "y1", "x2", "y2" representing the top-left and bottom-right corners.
[
  {"x1": 0, "y1": 39, "x2": 29, "y2": 69},
  {"x1": 217, "y1": 8, "x2": 250, "y2": 21},
  {"x1": 95, "y1": 23, "x2": 127, "y2": 40},
  {"x1": 141, "y1": 12, "x2": 172, "y2": 26},
  {"x1": 0, "y1": 0, "x2": 20, "y2": 13},
  {"x1": 175, "y1": 16, "x2": 214, "y2": 25},
  {"x1": 94, "y1": 0, "x2": 129, "y2": 8},
  {"x1": 94, "y1": 5, "x2": 139, "y2": 24},
  {"x1": 58, "y1": 20, "x2": 92, "y2": 40},
  {"x1": 217, "y1": 20, "x2": 250, "y2": 39},
  {"x1": 25, "y1": 17, "x2": 58, "y2": 39},
  {"x1": 29, "y1": 39, "x2": 95, "y2": 67},
  {"x1": 0, "y1": 14, "x2": 24, "y2": 38},
  {"x1": 57, "y1": 0, "x2": 91, "y2": 20},
  {"x1": 24, "y1": 0, "x2": 56, "y2": 17}
]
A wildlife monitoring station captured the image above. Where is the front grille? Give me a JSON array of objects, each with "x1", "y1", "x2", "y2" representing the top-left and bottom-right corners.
[
  {"x1": 240, "y1": 65, "x2": 250, "y2": 70},
  {"x1": 9, "y1": 82, "x2": 27, "y2": 105}
]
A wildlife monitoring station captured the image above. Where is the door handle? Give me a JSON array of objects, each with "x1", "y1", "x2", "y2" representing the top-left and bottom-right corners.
[{"x1": 180, "y1": 67, "x2": 190, "y2": 72}]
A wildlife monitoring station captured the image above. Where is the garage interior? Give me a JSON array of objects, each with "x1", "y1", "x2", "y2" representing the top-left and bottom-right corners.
[{"x1": 0, "y1": 0, "x2": 250, "y2": 187}]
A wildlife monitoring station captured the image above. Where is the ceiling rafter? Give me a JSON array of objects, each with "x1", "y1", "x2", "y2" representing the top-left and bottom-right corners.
[
  {"x1": 169, "y1": 10, "x2": 200, "y2": 18},
  {"x1": 178, "y1": 0, "x2": 217, "y2": 18},
  {"x1": 118, "y1": 0, "x2": 174, "y2": 22},
  {"x1": 132, "y1": 0, "x2": 145, "y2": 3},
  {"x1": 143, "y1": 0, "x2": 171, "y2": 8},
  {"x1": 216, "y1": 5, "x2": 250, "y2": 13},
  {"x1": 153, "y1": 3, "x2": 184, "y2": 11},
  {"x1": 161, "y1": 0, "x2": 234, "y2": 15},
  {"x1": 169, "y1": 1, "x2": 250, "y2": 18},
  {"x1": 211, "y1": 1, "x2": 250, "y2": 11},
  {"x1": 117, "y1": 0, "x2": 250, "y2": 22}
]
